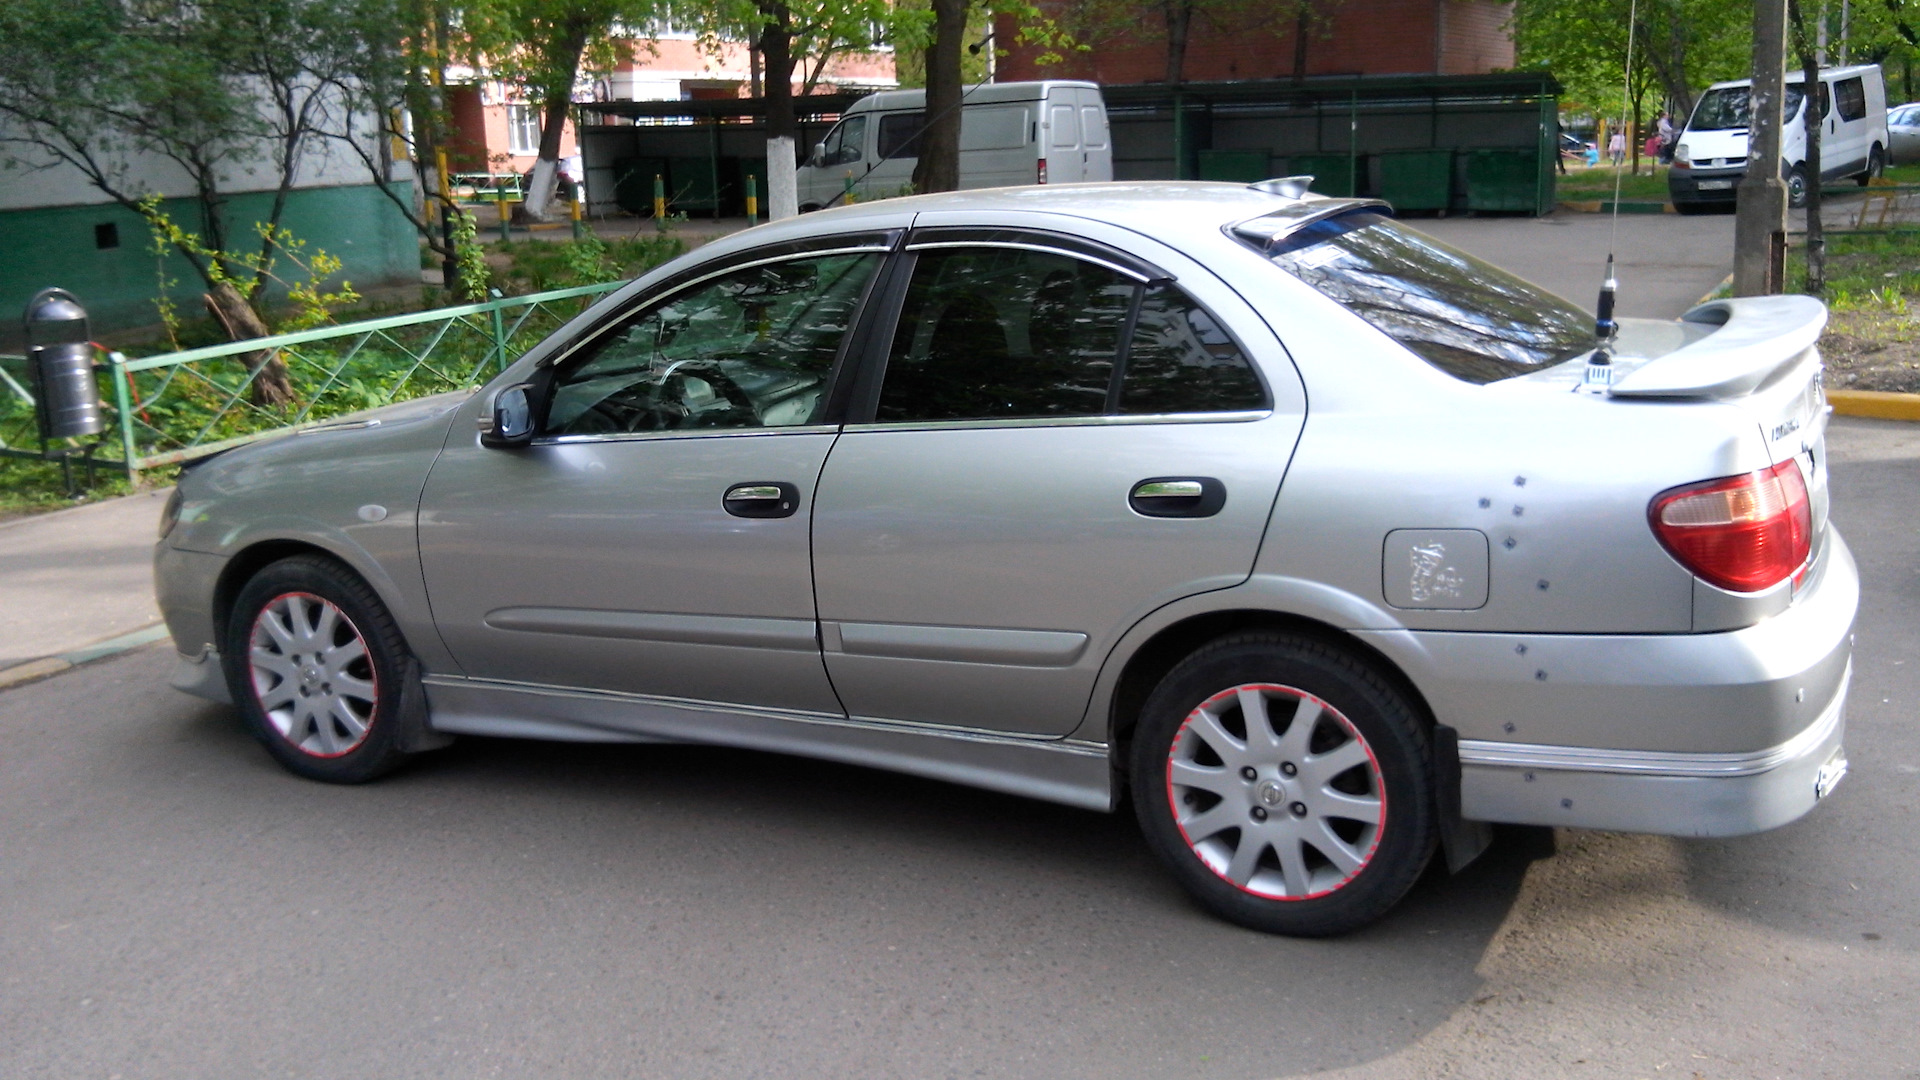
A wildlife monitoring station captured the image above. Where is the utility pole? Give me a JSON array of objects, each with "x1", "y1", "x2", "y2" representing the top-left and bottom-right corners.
[{"x1": 1734, "y1": 0, "x2": 1789, "y2": 296}]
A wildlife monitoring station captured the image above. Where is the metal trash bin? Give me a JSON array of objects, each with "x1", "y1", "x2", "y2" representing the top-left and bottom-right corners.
[
  {"x1": 1197, "y1": 150, "x2": 1272, "y2": 183},
  {"x1": 1378, "y1": 149, "x2": 1454, "y2": 212},
  {"x1": 1465, "y1": 149, "x2": 1542, "y2": 213},
  {"x1": 24, "y1": 289, "x2": 101, "y2": 441},
  {"x1": 1289, "y1": 153, "x2": 1358, "y2": 198}
]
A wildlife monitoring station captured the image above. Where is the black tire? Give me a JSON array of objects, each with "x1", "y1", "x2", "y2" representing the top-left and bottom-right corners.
[
  {"x1": 1130, "y1": 633, "x2": 1436, "y2": 936},
  {"x1": 1787, "y1": 165, "x2": 1809, "y2": 209},
  {"x1": 1859, "y1": 145, "x2": 1886, "y2": 186},
  {"x1": 222, "y1": 554, "x2": 419, "y2": 783}
]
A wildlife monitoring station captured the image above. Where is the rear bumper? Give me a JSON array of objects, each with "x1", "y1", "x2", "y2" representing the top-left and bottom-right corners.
[
  {"x1": 1360, "y1": 529, "x2": 1858, "y2": 838},
  {"x1": 1457, "y1": 662, "x2": 1848, "y2": 836}
]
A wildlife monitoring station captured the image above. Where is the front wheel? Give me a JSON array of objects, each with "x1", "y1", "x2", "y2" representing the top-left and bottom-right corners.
[
  {"x1": 1787, "y1": 165, "x2": 1810, "y2": 209},
  {"x1": 1130, "y1": 633, "x2": 1436, "y2": 936},
  {"x1": 223, "y1": 555, "x2": 421, "y2": 783}
]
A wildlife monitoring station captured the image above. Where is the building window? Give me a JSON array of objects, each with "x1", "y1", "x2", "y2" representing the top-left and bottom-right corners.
[{"x1": 507, "y1": 104, "x2": 541, "y2": 155}]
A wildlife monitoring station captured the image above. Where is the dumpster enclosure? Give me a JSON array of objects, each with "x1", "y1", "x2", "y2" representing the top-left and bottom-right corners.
[{"x1": 575, "y1": 72, "x2": 1561, "y2": 219}]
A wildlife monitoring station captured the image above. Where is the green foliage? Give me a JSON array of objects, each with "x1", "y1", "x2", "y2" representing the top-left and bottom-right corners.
[
  {"x1": 495, "y1": 234, "x2": 687, "y2": 292},
  {"x1": 452, "y1": 211, "x2": 495, "y2": 302},
  {"x1": 1511, "y1": 0, "x2": 1750, "y2": 125},
  {"x1": 138, "y1": 197, "x2": 363, "y2": 339}
]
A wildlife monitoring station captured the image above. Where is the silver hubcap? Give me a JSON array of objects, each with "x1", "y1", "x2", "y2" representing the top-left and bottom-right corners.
[
  {"x1": 1165, "y1": 683, "x2": 1385, "y2": 900},
  {"x1": 248, "y1": 592, "x2": 378, "y2": 758}
]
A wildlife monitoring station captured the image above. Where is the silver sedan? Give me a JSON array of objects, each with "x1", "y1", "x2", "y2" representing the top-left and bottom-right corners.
[
  {"x1": 1891, "y1": 102, "x2": 1920, "y2": 165},
  {"x1": 155, "y1": 182, "x2": 1855, "y2": 936}
]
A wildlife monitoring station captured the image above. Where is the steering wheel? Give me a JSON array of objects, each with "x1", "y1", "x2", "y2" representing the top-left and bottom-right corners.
[{"x1": 643, "y1": 360, "x2": 758, "y2": 429}]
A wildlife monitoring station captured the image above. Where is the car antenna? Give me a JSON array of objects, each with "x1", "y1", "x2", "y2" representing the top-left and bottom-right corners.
[{"x1": 1582, "y1": 0, "x2": 1639, "y2": 395}]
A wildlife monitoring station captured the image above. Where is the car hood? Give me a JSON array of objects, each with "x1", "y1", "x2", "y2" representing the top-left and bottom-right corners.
[{"x1": 1679, "y1": 129, "x2": 1749, "y2": 162}]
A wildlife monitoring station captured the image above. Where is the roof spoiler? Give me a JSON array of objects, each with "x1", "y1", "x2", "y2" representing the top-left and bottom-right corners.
[{"x1": 1607, "y1": 296, "x2": 1827, "y2": 400}]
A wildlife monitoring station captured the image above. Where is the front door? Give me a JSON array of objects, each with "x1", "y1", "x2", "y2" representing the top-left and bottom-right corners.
[
  {"x1": 419, "y1": 246, "x2": 887, "y2": 714},
  {"x1": 811, "y1": 229, "x2": 1304, "y2": 736}
]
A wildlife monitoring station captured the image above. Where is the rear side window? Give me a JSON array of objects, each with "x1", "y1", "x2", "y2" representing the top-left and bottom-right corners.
[
  {"x1": 1250, "y1": 210, "x2": 1594, "y2": 383},
  {"x1": 875, "y1": 246, "x2": 1266, "y2": 423},
  {"x1": 877, "y1": 113, "x2": 924, "y2": 160},
  {"x1": 1835, "y1": 77, "x2": 1867, "y2": 122}
]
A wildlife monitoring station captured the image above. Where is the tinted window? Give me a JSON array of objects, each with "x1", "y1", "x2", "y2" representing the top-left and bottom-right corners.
[
  {"x1": 1258, "y1": 211, "x2": 1593, "y2": 383},
  {"x1": 1836, "y1": 77, "x2": 1866, "y2": 122},
  {"x1": 877, "y1": 113, "x2": 924, "y2": 160},
  {"x1": 1121, "y1": 286, "x2": 1265, "y2": 413},
  {"x1": 548, "y1": 253, "x2": 879, "y2": 435},
  {"x1": 823, "y1": 116, "x2": 866, "y2": 165},
  {"x1": 877, "y1": 247, "x2": 1132, "y2": 421},
  {"x1": 875, "y1": 246, "x2": 1266, "y2": 422}
]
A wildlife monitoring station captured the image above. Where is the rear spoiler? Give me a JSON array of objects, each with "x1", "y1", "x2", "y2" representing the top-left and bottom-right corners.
[{"x1": 1608, "y1": 296, "x2": 1827, "y2": 400}]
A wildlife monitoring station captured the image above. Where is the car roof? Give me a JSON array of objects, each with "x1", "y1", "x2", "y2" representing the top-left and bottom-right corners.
[
  {"x1": 1704, "y1": 63, "x2": 1884, "y2": 91},
  {"x1": 690, "y1": 181, "x2": 1312, "y2": 263}
]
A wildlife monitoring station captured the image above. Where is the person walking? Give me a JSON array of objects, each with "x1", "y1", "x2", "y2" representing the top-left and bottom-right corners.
[
  {"x1": 1609, "y1": 128, "x2": 1627, "y2": 166},
  {"x1": 1656, "y1": 111, "x2": 1676, "y2": 163}
]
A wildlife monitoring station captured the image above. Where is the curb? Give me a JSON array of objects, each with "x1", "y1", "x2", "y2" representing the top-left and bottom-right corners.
[
  {"x1": 1558, "y1": 199, "x2": 1675, "y2": 214},
  {"x1": 0, "y1": 623, "x2": 173, "y2": 691},
  {"x1": 1827, "y1": 389, "x2": 1920, "y2": 421}
]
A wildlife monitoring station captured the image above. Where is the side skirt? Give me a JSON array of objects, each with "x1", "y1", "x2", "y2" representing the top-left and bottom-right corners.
[{"x1": 422, "y1": 674, "x2": 1117, "y2": 813}]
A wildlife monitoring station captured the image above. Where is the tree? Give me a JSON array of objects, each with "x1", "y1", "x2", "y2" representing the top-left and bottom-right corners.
[
  {"x1": 1512, "y1": 0, "x2": 1751, "y2": 130},
  {"x1": 0, "y1": 0, "x2": 389, "y2": 403},
  {"x1": 1789, "y1": 0, "x2": 1827, "y2": 295},
  {"x1": 462, "y1": 0, "x2": 665, "y2": 222},
  {"x1": 912, "y1": 0, "x2": 969, "y2": 194}
]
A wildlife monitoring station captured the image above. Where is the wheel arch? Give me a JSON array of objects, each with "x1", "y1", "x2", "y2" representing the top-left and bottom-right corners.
[
  {"x1": 1103, "y1": 608, "x2": 1439, "y2": 774},
  {"x1": 214, "y1": 539, "x2": 374, "y2": 641}
]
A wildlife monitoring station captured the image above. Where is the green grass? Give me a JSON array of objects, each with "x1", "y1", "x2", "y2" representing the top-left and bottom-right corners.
[
  {"x1": 1789, "y1": 228, "x2": 1920, "y2": 306},
  {"x1": 1556, "y1": 164, "x2": 1673, "y2": 201}
]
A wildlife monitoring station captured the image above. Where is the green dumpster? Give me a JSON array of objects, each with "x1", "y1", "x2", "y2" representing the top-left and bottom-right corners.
[
  {"x1": 1378, "y1": 150, "x2": 1453, "y2": 212},
  {"x1": 1197, "y1": 150, "x2": 1272, "y2": 183},
  {"x1": 667, "y1": 155, "x2": 722, "y2": 217},
  {"x1": 1289, "y1": 153, "x2": 1357, "y2": 197},
  {"x1": 611, "y1": 156, "x2": 668, "y2": 216},
  {"x1": 1464, "y1": 149, "x2": 1541, "y2": 212}
]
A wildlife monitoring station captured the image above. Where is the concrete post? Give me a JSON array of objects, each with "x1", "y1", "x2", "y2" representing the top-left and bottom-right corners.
[
  {"x1": 1734, "y1": 0, "x2": 1789, "y2": 296},
  {"x1": 767, "y1": 136, "x2": 799, "y2": 220}
]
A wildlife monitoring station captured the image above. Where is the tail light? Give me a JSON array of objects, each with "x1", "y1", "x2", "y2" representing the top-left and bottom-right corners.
[
  {"x1": 1037, "y1": 159, "x2": 1048, "y2": 184},
  {"x1": 1649, "y1": 459, "x2": 1811, "y2": 593}
]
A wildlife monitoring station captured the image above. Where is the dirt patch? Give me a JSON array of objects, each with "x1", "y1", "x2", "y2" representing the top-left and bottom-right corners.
[{"x1": 1820, "y1": 308, "x2": 1920, "y2": 393}]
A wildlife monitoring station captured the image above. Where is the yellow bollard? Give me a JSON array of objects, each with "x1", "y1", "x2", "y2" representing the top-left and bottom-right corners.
[{"x1": 653, "y1": 174, "x2": 667, "y2": 220}]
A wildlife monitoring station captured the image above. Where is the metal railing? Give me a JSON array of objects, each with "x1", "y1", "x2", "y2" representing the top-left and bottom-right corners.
[{"x1": 83, "y1": 281, "x2": 624, "y2": 479}]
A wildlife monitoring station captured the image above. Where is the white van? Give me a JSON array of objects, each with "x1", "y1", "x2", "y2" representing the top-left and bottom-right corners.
[
  {"x1": 796, "y1": 81, "x2": 1112, "y2": 211},
  {"x1": 1670, "y1": 64, "x2": 1889, "y2": 211}
]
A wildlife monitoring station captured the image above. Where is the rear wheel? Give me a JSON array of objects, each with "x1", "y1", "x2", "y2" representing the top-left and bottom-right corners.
[
  {"x1": 223, "y1": 555, "x2": 419, "y2": 783},
  {"x1": 1859, "y1": 144, "x2": 1886, "y2": 185},
  {"x1": 1130, "y1": 633, "x2": 1436, "y2": 936}
]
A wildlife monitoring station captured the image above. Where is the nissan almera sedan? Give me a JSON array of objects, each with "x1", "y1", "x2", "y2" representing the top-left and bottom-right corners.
[{"x1": 155, "y1": 181, "x2": 1856, "y2": 936}]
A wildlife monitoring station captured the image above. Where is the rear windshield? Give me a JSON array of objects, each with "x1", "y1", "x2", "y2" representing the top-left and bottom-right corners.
[
  {"x1": 1258, "y1": 211, "x2": 1595, "y2": 383},
  {"x1": 1689, "y1": 84, "x2": 1808, "y2": 131}
]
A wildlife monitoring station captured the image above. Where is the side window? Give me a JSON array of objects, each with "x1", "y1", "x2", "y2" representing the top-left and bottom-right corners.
[
  {"x1": 1835, "y1": 77, "x2": 1866, "y2": 122},
  {"x1": 1120, "y1": 286, "x2": 1266, "y2": 414},
  {"x1": 823, "y1": 115, "x2": 867, "y2": 165},
  {"x1": 877, "y1": 112, "x2": 925, "y2": 160},
  {"x1": 877, "y1": 248, "x2": 1134, "y2": 422},
  {"x1": 873, "y1": 244, "x2": 1268, "y2": 424},
  {"x1": 547, "y1": 253, "x2": 879, "y2": 436}
]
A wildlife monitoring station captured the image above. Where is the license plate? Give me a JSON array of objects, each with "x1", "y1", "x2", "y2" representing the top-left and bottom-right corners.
[
  {"x1": 1815, "y1": 748, "x2": 1848, "y2": 799},
  {"x1": 1698, "y1": 179, "x2": 1734, "y2": 190}
]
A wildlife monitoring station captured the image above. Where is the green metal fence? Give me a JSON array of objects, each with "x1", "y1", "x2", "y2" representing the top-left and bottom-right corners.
[{"x1": 14, "y1": 281, "x2": 625, "y2": 481}]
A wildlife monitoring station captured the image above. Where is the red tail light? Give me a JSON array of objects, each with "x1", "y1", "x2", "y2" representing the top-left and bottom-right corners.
[
  {"x1": 1037, "y1": 159, "x2": 1048, "y2": 184},
  {"x1": 1649, "y1": 459, "x2": 1811, "y2": 593}
]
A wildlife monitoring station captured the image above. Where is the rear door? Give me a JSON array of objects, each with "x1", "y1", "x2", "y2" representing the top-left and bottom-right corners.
[
  {"x1": 810, "y1": 223, "x2": 1306, "y2": 736},
  {"x1": 1077, "y1": 88, "x2": 1112, "y2": 181},
  {"x1": 1830, "y1": 75, "x2": 1870, "y2": 174},
  {"x1": 1044, "y1": 90, "x2": 1083, "y2": 183}
]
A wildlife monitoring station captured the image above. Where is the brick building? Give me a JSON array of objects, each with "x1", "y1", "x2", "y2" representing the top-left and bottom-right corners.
[{"x1": 996, "y1": 0, "x2": 1514, "y2": 84}]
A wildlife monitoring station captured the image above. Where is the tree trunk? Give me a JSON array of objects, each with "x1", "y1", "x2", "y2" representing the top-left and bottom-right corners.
[
  {"x1": 1165, "y1": 0, "x2": 1194, "y2": 85},
  {"x1": 913, "y1": 0, "x2": 967, "y2": 194},
  {"x1": 759, "y1": 10, "x2": 800, "y2": 218},
  {"x1": 1291, "y1": 7, "x2": 1310, "y2": 80},
  {"x1": 1791, "y1": 0, "x2": 1825, "y2": 294},
  {"x1": 519, "y1": 73, "x2": 579, "y2": 222},
  {"x1": 203, "y1": 283, "x2": 295, "y2": 408}
]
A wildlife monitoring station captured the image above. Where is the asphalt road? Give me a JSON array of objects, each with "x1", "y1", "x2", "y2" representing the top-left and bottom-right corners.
[{"x1": 2, "y1": 415, "x2": 1916, "y2": 1080}]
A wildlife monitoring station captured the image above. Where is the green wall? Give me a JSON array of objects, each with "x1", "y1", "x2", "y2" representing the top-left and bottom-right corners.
[{"x1": 0, "y1": 182, "x2": 419, "y2": 342}]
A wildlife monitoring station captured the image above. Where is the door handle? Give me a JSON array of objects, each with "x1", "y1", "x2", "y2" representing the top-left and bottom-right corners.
[
  {"x1": 723, "y1": 481, "x2": 800, "y2": 519},
  {"x1": 1129, "y1": 476, "x2": 1226, "y2": 518}
]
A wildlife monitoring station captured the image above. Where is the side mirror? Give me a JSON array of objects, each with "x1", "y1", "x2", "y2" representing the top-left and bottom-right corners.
[
  {"x1": 478, "y1": 382, "x2": 537, "y2": 448},
  {"x1": 809, "y1": 143, "x2": 827, "y2": 168}
]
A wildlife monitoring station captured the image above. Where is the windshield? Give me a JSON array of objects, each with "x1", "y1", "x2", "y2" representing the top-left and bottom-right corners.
[
  {"x1": 1689, "y1": 85, "x2": 1808, "y2": 131},
  {"x1": 1258, "y1": 211, "x2": 1595, "y2": 383}
]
